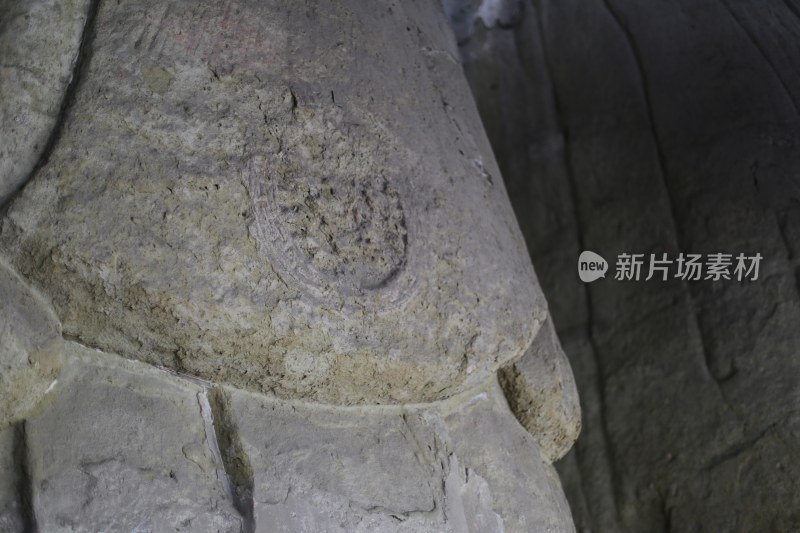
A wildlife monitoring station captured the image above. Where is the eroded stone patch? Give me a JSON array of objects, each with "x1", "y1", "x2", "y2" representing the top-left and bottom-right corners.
[{"x1": 245, "y1": 102, "x2": 415, "y2": 310}]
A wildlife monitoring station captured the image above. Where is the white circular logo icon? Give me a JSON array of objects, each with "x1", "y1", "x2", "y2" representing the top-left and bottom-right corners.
[{"x1": 578, "y1": 251, "x2": 608, "y2": 282}]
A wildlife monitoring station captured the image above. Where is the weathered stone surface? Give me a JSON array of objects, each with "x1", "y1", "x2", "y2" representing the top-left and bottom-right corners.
[
  {"x1": 442, "y1": 378, "x2": 574, "y2": 533},
  {"x1": 1, "y1": 339, "x2": 575, "y2": 532},
  {"x1": 0, "y1": 256, "x2": 62, "y2": 429},
  {"x1": 0, "y1": 0, "x2": 92, "y2": 204},
  {"x1": 448, "y1": 0, "x2": 800, "y2": 530},
  {"x1": 0, "y1": 0, "x2": 545, "y2": 405},
  {"x1": 499, "y1": 315, "x2": 580, "y2": 464},
  {"x1": 220, "y1": 375, "x2": 574, "y2": 532},
  {"x1": 25, "y1": 343, "x2": 243, "y2": 532}
]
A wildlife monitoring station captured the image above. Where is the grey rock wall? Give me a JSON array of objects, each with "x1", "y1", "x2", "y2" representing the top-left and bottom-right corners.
[
  {"x1": 447, "y1": 0, "x2": 800, "y2": 531},
  {"x1": 0, "y1": 426, "x2": 26, "y2": 532}
]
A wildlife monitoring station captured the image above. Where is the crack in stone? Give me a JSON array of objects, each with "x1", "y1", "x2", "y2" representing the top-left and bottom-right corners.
[
  {"x1": 208, "y1": 387, "x2": 256, "y2": 533},
  {"x1": 12, "y1": 422, "x2": 37, "y2": 533},
  {"x1": 530, "y1": 0, "x2": 623, "y2": 527},
  {"x1": 702, "y1": 422, "x2": 776, "y2": 472},
  {"x1": 197, "y1": 389, "x2": 233, "y2": 496},
  {"x1": 782, "y1": 0, "x2": 800, "y2": 24},
  {"x1": 776, "y1": 211, "x2": 800, "y2": 300},
  {"x1": 719, "y1": 0, "x2": 800, "y2": 114},
  {"x1": 0, "y1": 0, "x2": 102, "y2": 215},
  {"x1": 600, "y1": 0, "x2": 744, "y2": 420}
]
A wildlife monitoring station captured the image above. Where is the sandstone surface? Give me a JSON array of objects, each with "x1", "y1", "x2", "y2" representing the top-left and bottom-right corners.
[{"x1": 1, "y1": 0, "x2": 545, "y2": 405}]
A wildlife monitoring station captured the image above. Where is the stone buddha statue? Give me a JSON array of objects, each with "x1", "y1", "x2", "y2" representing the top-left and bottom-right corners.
[{"x1": 0, "y1": 0, "x2": 579, "y2": 530}]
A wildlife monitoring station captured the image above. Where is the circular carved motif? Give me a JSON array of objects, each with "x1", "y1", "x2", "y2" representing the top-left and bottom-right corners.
[
  {"x1": 245, "y1": 104, "x2": 417, "y2": 310},
  {"x1": 272, "y1": 172, "x2": 407, "y2": 290}
]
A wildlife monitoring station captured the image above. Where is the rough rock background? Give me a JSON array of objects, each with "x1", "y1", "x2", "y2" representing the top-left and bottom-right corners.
[{"x1": 445, "y1": 0, "x2": 800, "y2": 531}]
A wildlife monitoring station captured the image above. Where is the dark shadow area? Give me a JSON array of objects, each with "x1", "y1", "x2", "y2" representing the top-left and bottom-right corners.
[{"x1": 446, "y1": 0, "x2": 800, "y2": 530}]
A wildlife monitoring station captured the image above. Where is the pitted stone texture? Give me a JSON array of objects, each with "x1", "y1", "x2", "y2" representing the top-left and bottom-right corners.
[
  {"x1": 499, "y1": 316, "x2": 580, "y2": 464},
  {"x1": 0, "y1": 0, "x2": 92, "y2": 204},
  {"x1": 245, "y1": 105, "x2": 414, "y2": 308},
  {"x1": 222, "y1": 376, "x2": 574, "y2": 532},
  {"x1": 0, "y1": 0, "x2": 545, "y2": 405},
  {"x1": 0, "y1": 257, "x2": 62, "y2": 429},
  {"x1": 25, "y1": 343, "x2": 243, "y2": 533}
]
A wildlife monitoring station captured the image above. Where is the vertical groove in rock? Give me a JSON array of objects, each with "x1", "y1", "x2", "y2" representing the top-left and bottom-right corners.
[
  {"x1": 718, "y1": 0, "x2": 800, "y2": 114},
  {"x1": 531, "y1": 1, "x2": 622, "y2": 526},
  {"x1": 450, "y1": 0, "x2": 800, "y2": 529},
  {"x1": 208, "y1": 387, "x2": 255, "y2": 533},
  {"x1": 777, "y1": 212, "x2": 800, "y2": 298},
  {"x1": 783, "y1": 0, "x2": 800, "y2": 22},
  {"x1": 609, "y1": 0, "x2": 784, "y2": 434},
  {"x1": 601, "y1": 0, "x2": 744, "y2": 414},
  {"x1": 12, "y1": 422, "x2": 36, "y2": 533},
  {"x1": 0, "y1": 0, "x2": 102, "y2": 214},
  {"x1": 599, "y1": 0, "x2": 676, "y2": 229}
]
